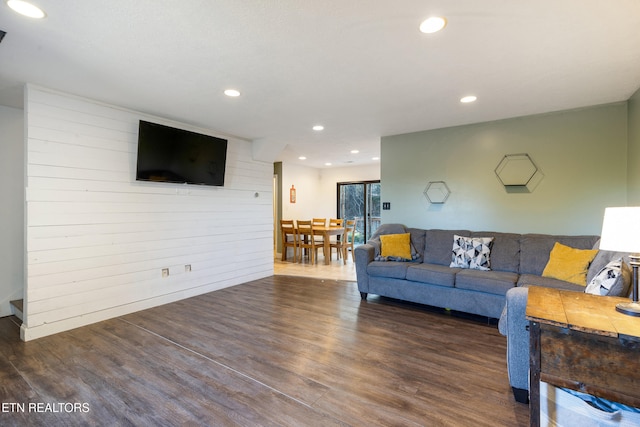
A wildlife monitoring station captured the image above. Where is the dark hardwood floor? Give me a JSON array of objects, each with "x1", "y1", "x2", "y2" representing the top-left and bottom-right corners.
[{"x1": 0, "y1": 276, "x2": 528, "y2": 426}]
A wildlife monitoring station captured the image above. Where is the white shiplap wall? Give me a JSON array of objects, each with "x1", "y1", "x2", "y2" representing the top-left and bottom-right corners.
[{"x1": 23, "y1": 86, "x2": 274, "y2": 341}]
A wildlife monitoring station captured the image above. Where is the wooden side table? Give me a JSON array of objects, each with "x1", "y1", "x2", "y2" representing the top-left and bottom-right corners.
[{"x1": 526, "y1": 286, "x2": 640, "y2": 427}]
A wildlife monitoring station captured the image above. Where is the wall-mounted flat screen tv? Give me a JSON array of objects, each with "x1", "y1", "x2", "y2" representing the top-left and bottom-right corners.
[{"x1": 136, "y1": 120, "x2": 228, "y2": 186}]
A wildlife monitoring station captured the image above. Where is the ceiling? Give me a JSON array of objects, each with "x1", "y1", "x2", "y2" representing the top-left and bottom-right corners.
[{"x1": 1, "y1": 1, "x2": 640, "y2": 169}]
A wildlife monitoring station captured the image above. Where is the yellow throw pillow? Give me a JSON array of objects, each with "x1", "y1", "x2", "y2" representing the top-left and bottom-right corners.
[
  {"x1": 542, "y1": 242, "x2": 598, "y2": 286},
  {"x1": 380, "y1": 233, "x2": 412, "y2": 260}
]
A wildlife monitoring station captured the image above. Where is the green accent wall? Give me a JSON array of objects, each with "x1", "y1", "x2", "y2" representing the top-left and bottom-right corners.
[
  {"x1": 628, "y1": 89, "x2": 640, "y2": 205},
  {"x1": 381, "y1": 102, "x2": 629, "y2": 235}
]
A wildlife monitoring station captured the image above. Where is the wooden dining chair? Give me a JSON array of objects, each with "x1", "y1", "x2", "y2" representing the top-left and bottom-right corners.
[
  {"x1": 312, "y1": 218, "x2": 326, "y2": 227},
  {"x1": 328, "y1": 218, "x2": 344, "y2": 261},
  {"x1": 280, "y1": 219, "x2": 298, "y2": 262},
  {"x1": 312, "y1": 218, "x2": 327, "y2": 259},
  {"x1": 344, "y1": 219, "x2": 357, "y2": 262},
  {"x1": 329, "y1": 218, "x2": 343, "y2": 227},
  {"x1": 296, "y1": 220, "x2": 317, "y2": 264}
]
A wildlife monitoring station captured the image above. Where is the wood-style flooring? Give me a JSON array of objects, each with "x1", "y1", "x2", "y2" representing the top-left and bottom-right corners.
[
  {"x1": 274, "y1": 253, "x2": 357, "y2": 281},
  {"x1": 0, "y1": 274, "x2": 528, "y2": 426}
]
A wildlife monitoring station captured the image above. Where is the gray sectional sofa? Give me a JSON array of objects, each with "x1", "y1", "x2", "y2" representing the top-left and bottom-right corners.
[
  {"x1": 354, "y1": 224, "x2": 599, "y2": 319},
  {"x1": 354, "y1": 224, "x2": 631, "y2": 404}
]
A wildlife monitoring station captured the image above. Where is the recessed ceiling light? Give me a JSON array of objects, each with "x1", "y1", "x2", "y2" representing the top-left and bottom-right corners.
[
  {"x1": 372, "y1": 157, "x2": 380, "y2": 161},
  {"x1": 312, "y1": 125, "x2": 324, "y2": 131},
  {"x1": 224, "y1": 89, "x2": 240, "y2": 97},
  {"x1": 325, "y1": 162, "x2": 332, "y2": 166},
  {"x1": 460, "y1": 95, "x2": 477, "y2": 103},
  {"x1": 7, "y1": 0, "x2": 46, "y2": 18},
  {"x1": 420, "y1": 16, "x2": 446, "y2": 34},
  {"x1": 298, "y1": 156, "x2": 307, "y2": 160},
  {"x1": 350, "y1": 150, "x2": 359, "y2": 154}
]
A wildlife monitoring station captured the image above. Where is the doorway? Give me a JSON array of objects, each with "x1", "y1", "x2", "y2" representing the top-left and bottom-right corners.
[{"x1": 337, "y1": 181, "x2": 381, "y2": 244}]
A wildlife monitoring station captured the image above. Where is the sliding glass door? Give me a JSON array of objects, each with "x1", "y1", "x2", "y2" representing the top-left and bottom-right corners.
[{"x1": 337, "y1": 181, "x2": 381, "y2": 244}]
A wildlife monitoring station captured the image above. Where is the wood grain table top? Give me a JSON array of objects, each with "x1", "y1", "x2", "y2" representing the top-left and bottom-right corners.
[{"x1": 526, "y1": 286, "x2": 640, "y2": 338}]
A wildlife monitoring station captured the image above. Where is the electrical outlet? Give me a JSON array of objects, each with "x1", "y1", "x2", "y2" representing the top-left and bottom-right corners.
[
  {"x1": 162, "y1": 268, "x2": 169, "y2": 277},
  {"x1": 185, "y1": 264, "x2": 191, "y2": 272}
]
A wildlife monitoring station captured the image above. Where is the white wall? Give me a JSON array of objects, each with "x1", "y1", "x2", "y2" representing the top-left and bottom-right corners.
[
  {"x1": 381, "y1": 102, "x2": 629, "y2": 235},
  {"x1": 0, "y1": 105, "x2": 25, "y2": 317},
  {"x1": 23, "y1": 86, "x2": 273, "y2": 340},
  {"x1": 281, "y1": 162, "x2": 380, "y2": 221},
  {"x1": 319, "y1": 163, "x2": 381, "y2": 217},
  {"x1": 281, "y1": 163, "x2": 322, "y2": 221}
]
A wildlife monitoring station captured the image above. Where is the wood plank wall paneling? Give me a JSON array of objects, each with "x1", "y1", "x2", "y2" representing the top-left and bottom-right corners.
[{"x1": 23, "y1": 86, "x2": 274, "y2": 340}]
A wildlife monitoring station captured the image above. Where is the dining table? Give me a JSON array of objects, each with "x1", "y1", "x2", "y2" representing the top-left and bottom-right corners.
[{"x1": 307, "y1": 225, "x2": 345, "y2": 265}]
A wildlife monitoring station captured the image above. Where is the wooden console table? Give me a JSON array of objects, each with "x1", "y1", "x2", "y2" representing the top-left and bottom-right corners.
[{"x1": 526, "y1": 286, "x2": 640, "y2": 426}]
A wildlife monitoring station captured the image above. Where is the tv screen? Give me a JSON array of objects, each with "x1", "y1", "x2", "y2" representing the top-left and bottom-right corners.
[{"x1": 136, "y1": 120, "x2": 228, "y2": 186}]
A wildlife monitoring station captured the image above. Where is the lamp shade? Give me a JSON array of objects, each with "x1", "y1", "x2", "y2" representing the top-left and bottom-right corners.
[{"x1": 599, "y1": 207, "x2": 640, "y2": 253}]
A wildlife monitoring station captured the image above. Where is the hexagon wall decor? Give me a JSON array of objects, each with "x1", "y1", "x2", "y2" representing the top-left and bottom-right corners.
[
  {"x1": 495, "y1": 153, "x2": 543, "y2": 193},
  {"x1": 424, "y1": 181, "x2": 450, "y2": 204}
]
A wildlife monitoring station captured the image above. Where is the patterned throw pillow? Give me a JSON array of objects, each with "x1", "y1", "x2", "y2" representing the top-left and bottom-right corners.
[
  {"x1": 585, "y1": 258, "x2": 632, "y2": 296},
  {"x1": 450, "y1": 235, "x2": 469, "y2": 268},
  {"x1": 450, "y1": 235, "x2": 494, "y2": 271},
  {"x1": 468, "y1": 237, "x2": 494, "y2": 271}
]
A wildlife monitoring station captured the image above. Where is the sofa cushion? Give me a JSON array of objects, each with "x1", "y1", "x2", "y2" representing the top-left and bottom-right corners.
[
  {"x1": 450, "y1": 235, "x2": 470, "y2": 268},
  {"x1": 450, "y1": 235, "x2": 494, "y2": 271},
  {"x1": 519, "y1": 234, "x2": 600, "y2": 276},
  {"x1": 406, "y1": 228, "x2": 426, "y2": 262},
  {"x1": 468, "y1": 236, "x2": 494, "y2": 270},
  {"x1": 367, "y1": 261, "x2": 410, "y2": 279},
  {"x1": 455, "y1": 270, "x2": 519, "y2": 296},
  {"x1": 585, "y1": 258, "x2": 632, "y2": 297},
  {"x1": 368, "y1": 225, "x2": 424, "y2": 262},
  {"x1": 541, "y1": 242, "x2": 598, "y2": 286},
  {"x1": 370, "y1": 223, "x2": 407, "y2": 240},
  {"x1": 380, "y1": 233, "x2": 413, "y2": 260},
  {"x1": 406, "y1": 263, "x2": 458, "y2": 288},
  {"x1": 471, "y1": 231, "x2": 521, "y2": 273},
  {"x1": 517, "y1": 274, "x2": 585, "y2": 292},
  {"x1": 587, "y1": 245, "x2": 631, "y2": 284},
  {"x1": 424, "y1": 229, "x2": 471, "y2": 266}
]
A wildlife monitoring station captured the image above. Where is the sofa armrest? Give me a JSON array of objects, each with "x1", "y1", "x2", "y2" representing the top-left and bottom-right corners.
[
  {"x1": 499, "y1": 286, "x2": 531, "y2": 401},
  {"x1": 355, "y1": 244, "x2": 375, "y2": 295}
]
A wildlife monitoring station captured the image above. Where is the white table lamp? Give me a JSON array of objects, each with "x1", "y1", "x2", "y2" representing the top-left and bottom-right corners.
[{"x1": 599, "y1": 207, "x2": 640, "y2": 316}]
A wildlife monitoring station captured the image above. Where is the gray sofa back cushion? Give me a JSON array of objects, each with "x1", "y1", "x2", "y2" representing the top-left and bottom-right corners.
[
  {"x1": 370, "y1": 223, "x2": 407, "y2": 240},
  {"x1": 471, "y1": 231, "x2": 521, "y2": 273},
  {"x1": 519, "y1": 234, "x2": 600, "y2": 276},
  {"x1": 406, "y1": 228, "x2": 427, "y2": 262},
  {"x1": 423, "y1": 229, "x2": 471, "y2": 266}
]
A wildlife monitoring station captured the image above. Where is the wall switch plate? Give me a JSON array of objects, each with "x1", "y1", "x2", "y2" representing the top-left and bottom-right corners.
[
  {"x1": 383, "y1": 202, "x2": 391, "y2": 210},
  {"x1": 185, "y1": 264, "x2": 191, "y2": 272},
  {"x1": 162, "y1": 268, "x2": 169, "y2": 277}
]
